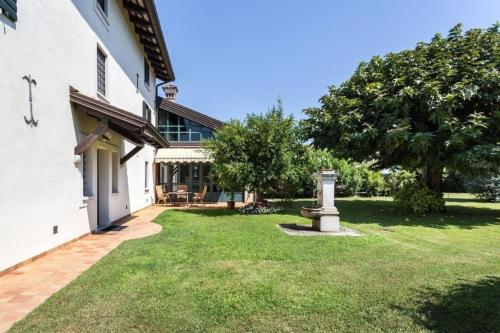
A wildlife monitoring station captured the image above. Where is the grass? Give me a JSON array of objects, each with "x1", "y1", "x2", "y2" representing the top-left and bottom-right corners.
[{"x1": 10, "y1": 194, "x2": 500, "y2": 333}]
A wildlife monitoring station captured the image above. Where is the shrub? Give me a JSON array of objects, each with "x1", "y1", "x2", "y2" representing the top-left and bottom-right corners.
[
  {"x1": 387, "y1": 169, "x2": 416, "y2": 195},
  {"x1": 239, "y1": 202, "x2": 283, "y2": 214},
  {"x1": 360, "y1": 166, "x2": 388, "y2": 196},
  {"x1": 331, "y1": 159, "x2": 364, "y2": 197},
  {"x1": 394, "y1": 181, "x2": 445, "y2": 215},
  {"x1": 464, "y1": 173, "x2": 500, "y2": 202},
  {"x1": 291, "y1": 149, "x2": 365, "y2": 198}
]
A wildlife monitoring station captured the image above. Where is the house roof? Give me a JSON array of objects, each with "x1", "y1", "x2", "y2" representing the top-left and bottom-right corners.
[
  {"x1": 158, "y1": 99, "x2": 225, "y2": 130},
  {"x1": 122, "y1": 0, "x2": 175, "y2": 82},
  {"x1": 70, "y1": 86, "x2": 169, "y2": 149}
]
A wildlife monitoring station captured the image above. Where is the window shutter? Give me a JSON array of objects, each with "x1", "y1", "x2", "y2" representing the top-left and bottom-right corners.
[{"x1": 0, "y1": 0, "x2": 17, "y2": 22}]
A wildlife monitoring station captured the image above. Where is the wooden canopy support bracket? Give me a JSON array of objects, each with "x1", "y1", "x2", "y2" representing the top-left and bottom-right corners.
[
  {"x1": 74, "y1": 119, "x2": 109, "y2": 155},
  {"x1": 120, "y1": 145, "x2": 144, "y2": 165}
]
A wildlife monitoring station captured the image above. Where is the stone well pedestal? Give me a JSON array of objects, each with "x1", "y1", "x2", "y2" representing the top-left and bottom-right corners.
[{"x1": 301, "y1": 170, "x2": 341, "y2": 232}]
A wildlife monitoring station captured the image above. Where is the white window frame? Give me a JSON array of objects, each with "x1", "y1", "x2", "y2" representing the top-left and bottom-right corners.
[
  {"x1": 144, "y1": 58, "x2": 151, "y2": 89},
  {"x1": 96, "y1": 45, "x2": 109, "y2": 102},
  {"x1": 79, "y1": 143, "x2": 95, "y2": 208},
  {"x1": 94, "y1": 0, "x2": 110, "y2": 28},
  {"x1": 145, "y1": 161, "x2": 150, "y2": 193}
]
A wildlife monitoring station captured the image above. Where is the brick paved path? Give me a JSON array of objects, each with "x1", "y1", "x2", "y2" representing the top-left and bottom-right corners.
[{"x1": 0, "y1": 206, "x2": 165, "y2": 332}]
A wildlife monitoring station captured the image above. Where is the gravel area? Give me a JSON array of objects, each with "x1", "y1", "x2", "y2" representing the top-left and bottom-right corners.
[{"x1": 277, "y1": 224, "x2": 362, "y2": 237}]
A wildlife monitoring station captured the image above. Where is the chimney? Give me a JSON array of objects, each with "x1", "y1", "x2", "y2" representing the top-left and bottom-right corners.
[{"x1": 162, "y1": 84, "x2": 178, "y2": 102}]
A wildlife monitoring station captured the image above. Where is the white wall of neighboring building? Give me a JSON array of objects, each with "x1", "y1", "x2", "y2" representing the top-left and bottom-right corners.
[{"x1": 0, "y1": 0, "x2": 161, "y2": 271}]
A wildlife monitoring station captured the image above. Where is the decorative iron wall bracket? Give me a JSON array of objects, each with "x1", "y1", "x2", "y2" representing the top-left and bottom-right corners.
[{"x1": 23, "y1": 75, "x2": 38, "y2": 127}]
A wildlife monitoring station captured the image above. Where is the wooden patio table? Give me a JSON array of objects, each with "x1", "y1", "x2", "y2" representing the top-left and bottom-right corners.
[{"x1": 167, "y1": 191, "x2": 192, "y2": 206}]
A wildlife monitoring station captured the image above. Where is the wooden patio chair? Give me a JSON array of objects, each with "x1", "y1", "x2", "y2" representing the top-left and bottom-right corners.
[
  {"x1": 176, "y1": 184, "x2": 189, "y2": 205},
  {"x1": 177, "y1": 184, "x2": 189, "y2": 192},
  {"x1": 192, "y1": 185, "x2": 208, "y2": 207},
  {"x1": 155, "y1": 185, "x2": 171, "y2": 206}
]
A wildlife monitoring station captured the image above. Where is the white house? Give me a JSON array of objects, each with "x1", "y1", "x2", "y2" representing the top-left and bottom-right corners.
[{"x1": 0, "y1": 0, "x2": 175, "y2": 273}]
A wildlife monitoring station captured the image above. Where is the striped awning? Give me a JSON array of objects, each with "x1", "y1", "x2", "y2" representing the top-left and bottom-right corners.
[{"x1": 155, "y1": 148, "x2": 212, "y2": 164}]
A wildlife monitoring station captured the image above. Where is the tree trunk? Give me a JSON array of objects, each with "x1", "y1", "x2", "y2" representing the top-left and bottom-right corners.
[{"x1": 426, "y1": 164, "x2": 443, "y2": 192}]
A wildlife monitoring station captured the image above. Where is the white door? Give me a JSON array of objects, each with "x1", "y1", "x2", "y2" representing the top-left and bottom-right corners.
[{"x1": 97, "y1": 149, "x2": 110, "y2": 228}]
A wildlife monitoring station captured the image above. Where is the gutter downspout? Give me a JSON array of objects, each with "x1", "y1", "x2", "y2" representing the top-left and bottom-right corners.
[
  {"x1": 154, "y1": 79, "x2": 170, "y2": 202},
  {"x1": 155, "y1": 80, "x2": 167, "y2": 128}
]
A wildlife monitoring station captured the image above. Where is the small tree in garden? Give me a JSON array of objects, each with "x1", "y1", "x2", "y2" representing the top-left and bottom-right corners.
[
  {"x1": 204, "y1": 100, "x2": 303, "y2": 201},
  {"x1": 302, "y1": 23, "x2": 500, "y2": 194},
  {"x1": 203, "y1": 120, "x2": 247, "y2": 202}
]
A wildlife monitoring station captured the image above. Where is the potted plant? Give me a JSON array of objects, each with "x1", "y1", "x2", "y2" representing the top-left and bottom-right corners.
[
  {"x1": 227, "y1": 192, "x2": 236, "y2": 209},
  {"x1": 214, "y1": 171, "x2": 242, "y2": 210}
]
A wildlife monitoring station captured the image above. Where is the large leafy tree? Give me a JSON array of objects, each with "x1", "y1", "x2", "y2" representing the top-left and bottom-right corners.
[
  {"x1": 204, "y1": 100, "x2": 304, "y2": 201},
  {"x1": 302, "y1": 24, "x2": 500, "y2": 192}
]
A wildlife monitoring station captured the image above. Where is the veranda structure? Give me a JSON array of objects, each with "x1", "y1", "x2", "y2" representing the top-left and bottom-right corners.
[{"x1": 154, "y1": 86, "x2": 244, "y2": 202}]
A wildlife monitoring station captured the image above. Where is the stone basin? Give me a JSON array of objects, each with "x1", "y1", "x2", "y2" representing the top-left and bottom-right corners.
[{"x1": 300, "y1": 206, "x2": 322, "y2": 219}]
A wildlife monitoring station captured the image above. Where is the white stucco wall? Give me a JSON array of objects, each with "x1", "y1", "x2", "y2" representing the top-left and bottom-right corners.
[{"x1": 0, "y1": 0, "x2": 162, "y2": 271}]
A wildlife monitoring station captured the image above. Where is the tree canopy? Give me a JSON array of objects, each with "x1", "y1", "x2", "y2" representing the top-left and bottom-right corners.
[{"x1": 302, "y1": 23, "x2": 500, "y2": 191}]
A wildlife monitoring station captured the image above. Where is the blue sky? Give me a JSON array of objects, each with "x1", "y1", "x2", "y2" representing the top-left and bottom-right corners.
[{"x1": 156, "y1": 0, "x2": 499, "y2": 121}]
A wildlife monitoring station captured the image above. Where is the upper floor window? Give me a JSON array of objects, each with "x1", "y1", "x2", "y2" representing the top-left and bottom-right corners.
[
  {"x1": 96, "y1": 0, "x2": 107, "y2": 16},
  {"x1": 158, "y1": 111, "x2": 214, "y2": 142},
  {"x1": 143, "y1": 102, "x2": 152, "y2": 122},
  {"x1": 97, "y1": 47, "x2": 107, "y2": 96},
  {"x1": 144, "y1": 58, "x2": 150, "y2": 87},
  {"x1": 0, "y1": 0, "x2": 17, "y2": 22}
]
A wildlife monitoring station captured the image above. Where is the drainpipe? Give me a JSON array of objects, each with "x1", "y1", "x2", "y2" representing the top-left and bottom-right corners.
[
  {"x1": 154, "y1": 79, "x2": 171, "y2": 198},
  {"x1": 155, "y1": 80, "x2": 167, "y2": 128}
]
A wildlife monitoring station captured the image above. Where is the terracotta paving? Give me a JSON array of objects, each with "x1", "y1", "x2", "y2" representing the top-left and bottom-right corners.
[{"x1": 0, "y1": 205, "x2": 166, "y2": 333}]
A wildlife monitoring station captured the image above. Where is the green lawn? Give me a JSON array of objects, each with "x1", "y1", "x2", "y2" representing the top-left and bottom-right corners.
[{"x1": 11, "y1": 194, "x2": 499, "y2": 333}]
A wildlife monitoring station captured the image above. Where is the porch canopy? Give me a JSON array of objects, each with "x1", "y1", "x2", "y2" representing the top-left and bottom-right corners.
[
  {"x1": 155, "y1": 148, "x2": 212, "y2": 164},
  {"x1": 70, "y1": 86, "x2": 169, "y2": 163}
]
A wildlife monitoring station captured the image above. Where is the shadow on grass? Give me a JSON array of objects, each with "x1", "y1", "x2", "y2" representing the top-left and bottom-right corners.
[
  {"x1": 166, "y1": 198, "x2": 499, "y2": 229},
  {"x1": 409, "y1": 276, "x2": 500, "y2": 333},
  {"x1": 330, "y1": 198, "x2": 500, "y2": 229},
  {"x1": 443, "y1": 197, "x2": 483, "y2": 203},
  {"x1": 166, "y1": 208, "x2": 241, "y2": 217},
  {"x1": 281, "y1": 199, "x2": 499, "y2": 229}
]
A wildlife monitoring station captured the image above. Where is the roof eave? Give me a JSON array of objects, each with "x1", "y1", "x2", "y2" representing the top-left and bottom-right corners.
[
  {"x1": 158, "y1": 99, "x2": 225, "y2": 130},
  {"x1": 123, "y1": 0, "x2": 175, "y2": 82},
  {"x1": 144, "y1": 0, "x2": 175, "y2": 82}
]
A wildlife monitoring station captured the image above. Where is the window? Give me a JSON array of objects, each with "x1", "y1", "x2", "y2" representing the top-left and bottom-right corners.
[
  {"x1": 144, "y1": 58, "x2": 150, "y2": 86},
  {"x1": 143, "y1": 102, "x2": 152, "y2": 122},
  {"x1": 157, "y1": 111, "x2": 214, "y2": 142},
  {"x1": 96, "y1": 0, "x2": 107, "y2": 16},
  {"x1": 0, "y1": 0, "x2": 17, "y2": 22},
  {"x1": 112, "y1": 153, "x2": 119, "y2": 193},
  {"x1": 82, "y1": 152, "x2": 93, "y2": 197},
  {"x1": 97, "y1": 47, "x2": 107, "y2": 96},
  {"x1": 144, "y1": 161, "x2": 149, "y2": 191}
]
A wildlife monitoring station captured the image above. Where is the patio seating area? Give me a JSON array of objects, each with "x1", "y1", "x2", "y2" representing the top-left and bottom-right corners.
[{"x1": 155, "y1": 183, "x2": 215, "y2": 207}]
